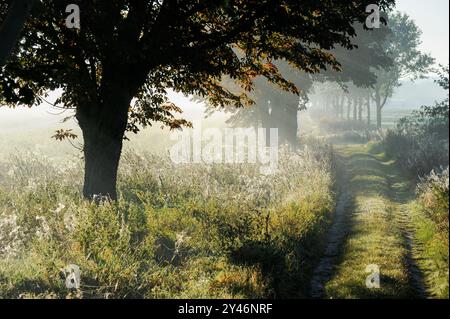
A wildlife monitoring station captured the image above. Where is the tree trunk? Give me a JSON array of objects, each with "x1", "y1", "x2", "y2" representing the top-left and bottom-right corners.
[
  {"x1": 332, "y1": 96, "x2": 338, "y2": 117},
  {"x1": 353, "y1": 98, "x2": 357, "y2": 121},
  {"x1": 377, "y1": 105, "x2": 382, "y2": 129},
  {"x1": 82, "y1": 125, "x2": 124, "y2": 200},
  {"x1": 358, "y1": 97, "x2": 363, "y2": 122},
  {"x1": 367, "y1": 95, "x2": 371, "y2": 128},
  {"x1": 347, "y1": 97, "x2": 351, "y2": 120},
  {"x1": 286, "y1": 103, "x2": 299, "y2": 147},
  {"x1": 269, "y1": 99, "x2": 298, "y2": 148},
  {"x1": 76, "y1": 91, "x2": 131, "y2": 201},
  {"x1": 262, "y1": 100, "x2": 273, "y2": 147},
  {"x1": 375, "y1": 91, "x2": 382, "y2": 129},
  {"x1": 340, "y1": 95, "x2": 345, "y2": 118}
]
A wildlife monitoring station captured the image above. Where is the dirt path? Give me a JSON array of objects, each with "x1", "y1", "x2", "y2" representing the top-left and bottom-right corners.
[{"x1": 310, "y1": 143, "x2": 427, "y2": 299}]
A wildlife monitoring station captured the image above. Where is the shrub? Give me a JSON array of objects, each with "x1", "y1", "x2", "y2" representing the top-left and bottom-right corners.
[
  {"x1": 414, "y1": 167, "x2": 449, "y2": 298},
  {"x1": 383, "y1": 65, "x2": 449, "y2": 179},
  {"x1": 383, "y1": 129, "x2": 449, "y2": 178}
]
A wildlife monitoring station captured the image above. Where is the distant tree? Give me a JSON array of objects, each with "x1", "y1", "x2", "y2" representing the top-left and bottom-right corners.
[
  {"x1": 0, "y1": 0, "x2": 395, "y2": 200},
  {"x1": 227, "y1": 21, "x2": 393, "y2": 147},
  {"x1": 319, "y1": 22, "x2": 392, "y2": 87},
  {"x1": 226, "y1": 62, "x2": 312, "y2": 147},
  {"x1": 302, "y1": 19, "x2": 393, "y2": 134},
  {"x1": 422, "y1": 65, "x2": 449, "y2": 121},
  {"x1": 371, "y1": 12, "x2": 435, "y2": 129},
  {"x1": 310, "y1": 81, "x2": 373, "y2": 130},
  {"x1": 344, "y1": 86, "x2": 371, "y2": 124},
  {"x1": 399, "y1": 65, "x2": 449, "y2": 139}
]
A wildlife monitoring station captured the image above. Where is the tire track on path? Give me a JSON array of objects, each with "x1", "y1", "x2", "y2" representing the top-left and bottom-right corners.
[
  {"x1": 310, "y1": 143, "x2": 428, "y2": 298},
  {"x1": 310, "y1": 153, "x2": 352, "y2": 298}
]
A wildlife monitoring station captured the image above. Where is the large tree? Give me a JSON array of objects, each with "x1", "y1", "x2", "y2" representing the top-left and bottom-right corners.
[{"x1": 0, "y1": 0, "x2": 395, "y2": 200}]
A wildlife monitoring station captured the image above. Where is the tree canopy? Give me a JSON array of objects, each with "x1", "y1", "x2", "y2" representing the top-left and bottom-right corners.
[
  {"x1": 0, "y1": 0, "x2": 396, "y2": 199},
  {"x1": 371, "y1": 12, "x2": 435, "y2": 128},
  {"x1": 0, "y1": 0, "x2": 36, "y2": 66}
]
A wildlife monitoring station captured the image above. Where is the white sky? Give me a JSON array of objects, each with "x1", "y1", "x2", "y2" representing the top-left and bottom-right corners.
[{"x1": 395, "y1": 0, "x2": 449, "y2": 65}]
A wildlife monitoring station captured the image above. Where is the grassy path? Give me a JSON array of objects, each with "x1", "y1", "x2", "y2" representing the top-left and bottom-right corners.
[{"x1": 311, "y1": 143, "x2": 427, "y2": 299}]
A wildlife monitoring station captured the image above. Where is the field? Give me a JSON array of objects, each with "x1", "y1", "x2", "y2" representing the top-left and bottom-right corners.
[
  {"x1": 380, "y1": 107, "x2": 418, "y2": 128},
  {"x1": 0, "y1": 102, "x2": 448, "y2": 299},
  {"x1": 0, "y1": 121, "x2": 337, "y2": 298}
]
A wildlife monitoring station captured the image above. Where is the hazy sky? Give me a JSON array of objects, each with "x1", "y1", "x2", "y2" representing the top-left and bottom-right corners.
[{"x1": 396, "y1": 0, "x2": 449, "y2": 65}]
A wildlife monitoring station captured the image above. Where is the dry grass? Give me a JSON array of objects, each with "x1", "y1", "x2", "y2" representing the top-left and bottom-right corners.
[{"x1": 0, "y1": 142, "x2": 336, "y2": 299}]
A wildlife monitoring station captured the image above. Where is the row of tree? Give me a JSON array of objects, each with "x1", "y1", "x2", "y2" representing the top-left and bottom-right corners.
[
  {"x1": 311, "y1": 84, "x2": 372, "y2": 126},
  {"x1": 226, "y1": 11, "x2": 434, "y2": 145}
]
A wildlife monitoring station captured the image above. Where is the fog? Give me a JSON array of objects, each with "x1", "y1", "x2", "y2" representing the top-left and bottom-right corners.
[
  {"x1": 1, "y1": 1, "x2": 448, "y2": 151},
  {"x1": 0, "y1": 77, "x2": 445, "y2": 134}
]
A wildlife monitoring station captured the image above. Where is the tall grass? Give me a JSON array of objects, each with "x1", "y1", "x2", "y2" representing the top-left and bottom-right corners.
[
  {"x1": 382, "y1": 67, "x2": 449, "y2": 298},
  {"x1": 383, "y1": 129, "x2": 449, "y2": 179},
  {"x1": 0, "y1": 142, "x2": 335, "y2": 299},
  {"x1": 413, "y1": 168, "x2": 449, "y2": 298}
]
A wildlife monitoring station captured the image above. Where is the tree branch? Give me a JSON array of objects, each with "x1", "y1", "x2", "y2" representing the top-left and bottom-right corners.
[{"x1": 0, "y1": 0, "x2": 36, "y2": 66}]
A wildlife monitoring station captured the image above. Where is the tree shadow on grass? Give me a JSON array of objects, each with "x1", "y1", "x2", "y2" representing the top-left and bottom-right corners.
[
  {"x1": 0, "y1": 276, "x2": 64, "y2": 299},
  {"x1": 228, "y1": 218, "x2": 330, "y2": 298}
]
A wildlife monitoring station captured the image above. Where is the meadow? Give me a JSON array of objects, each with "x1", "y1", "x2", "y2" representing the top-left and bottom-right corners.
[
  {"x1": 0, "y1": 127, "x2": 336, "y2": 298},
  {"x1": 0, "y1": 101, "x2": 447, "y2": 299}
]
